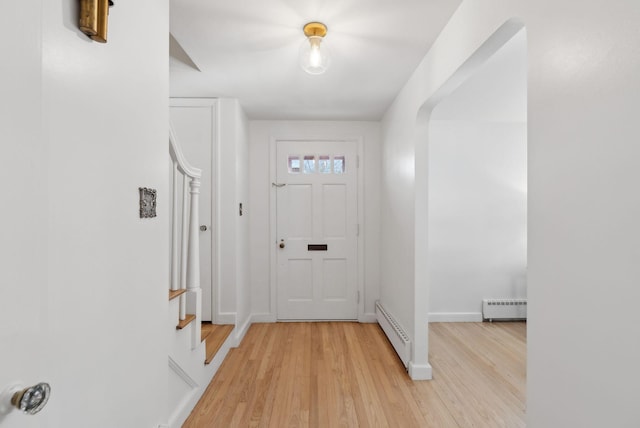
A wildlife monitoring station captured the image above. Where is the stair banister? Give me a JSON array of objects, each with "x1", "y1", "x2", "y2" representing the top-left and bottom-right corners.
[
  {"x1": 169, "y1": 124, "x2": 203, "y2": 346},
  {"x1": 169, "y1": 126, "x2": 202, "y2": 178}
]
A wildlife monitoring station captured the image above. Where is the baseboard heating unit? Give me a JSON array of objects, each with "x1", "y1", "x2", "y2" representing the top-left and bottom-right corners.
[
  {"x1": 482, "y1": 298, "x2": 527, "y2": 321},
  {"x1": 375, "y1": 301, "x2": 411, "y2": 368}
]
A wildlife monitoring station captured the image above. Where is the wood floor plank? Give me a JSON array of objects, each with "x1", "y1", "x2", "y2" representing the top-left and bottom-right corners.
[
  {"x1": 183, "y1": 321, "x2": 526, "y2": 428},
  {"x1": 429, "y1": 323, "x2": 526, "y2": 428}
]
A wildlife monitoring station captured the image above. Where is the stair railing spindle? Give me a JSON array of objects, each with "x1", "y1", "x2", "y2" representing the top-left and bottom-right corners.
[
  {"x1": 170, "y1": 160, "x2": 179, "y2": 292},
  {"x1": 179, "y1": 176, "x2": 189, "y2": 321}
]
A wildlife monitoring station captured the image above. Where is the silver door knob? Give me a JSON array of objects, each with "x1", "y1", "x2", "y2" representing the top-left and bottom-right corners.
[
  {"x1": 0, "y1": 383, "x2": 51, "y2": 415},
  {"x1": 200, "y1": 225, "x2": 208, "y2": 231},
  {"x1": 13, "y1": 383, "x2": 51, "y2": 414}
]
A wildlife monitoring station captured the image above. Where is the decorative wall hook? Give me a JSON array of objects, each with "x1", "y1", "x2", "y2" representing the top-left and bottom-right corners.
[{"x1": 79, "y1": 0, "x2": 114, "y2": 43}]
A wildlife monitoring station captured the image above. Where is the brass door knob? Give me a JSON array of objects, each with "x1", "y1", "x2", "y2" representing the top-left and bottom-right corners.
[{"x1": 279, "y1": 240, "x2": 285, "y2": 249}]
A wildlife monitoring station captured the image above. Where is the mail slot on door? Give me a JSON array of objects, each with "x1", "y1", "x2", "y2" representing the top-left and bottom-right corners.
[{"x1": 308, "y1": 244, "x2": 328, "y2": 251}]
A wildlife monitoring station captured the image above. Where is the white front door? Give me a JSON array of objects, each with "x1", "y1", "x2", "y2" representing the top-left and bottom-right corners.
[
  {"x1": 276, "y1": 141, "x2": 358, "y2": 320},
  {"x1": 170, "y1": 101, "x2": 216, "y2": 322}
]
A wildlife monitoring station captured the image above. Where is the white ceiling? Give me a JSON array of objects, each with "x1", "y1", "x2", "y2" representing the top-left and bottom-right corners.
[{"x1": 169, "y1": 0, "x2": 462, "y2": 120}]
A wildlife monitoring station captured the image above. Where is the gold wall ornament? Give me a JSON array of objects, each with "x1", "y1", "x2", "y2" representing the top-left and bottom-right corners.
[
  {"x1": 79, "y1": 0, "x2": 98, "y2": 36},
  {"x1": 79, "y1": 0, "x2": 113, "y2": 43}
]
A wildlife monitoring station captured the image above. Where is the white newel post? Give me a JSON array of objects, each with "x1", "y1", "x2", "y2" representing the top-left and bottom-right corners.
[{"x1": 186, "y1": 177, "x2": 202, "y2": 349}]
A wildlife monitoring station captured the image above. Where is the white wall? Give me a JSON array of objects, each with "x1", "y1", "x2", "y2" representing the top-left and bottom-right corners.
[
  {"x1": 249, "y1": 121, "x2": 381, "y2": 321},
  {"x1": 217, "y1": 100, "x2": 237, "y2": 323},
  {"x1": 233, "y1": 102, "x2": 251, "y2": 340},
  {"x1": 216, "y1": 99, "x2": 250, "y2": 333},
  {"x1": 381, "y1": 0, "x2": 640, "y2": 425},
  {"x1": 428, "y1": 122, "x2": 527, "y2": 320},
  {"x1": 1, "y1": 1, "x2": 169, "y2": 427},
  {"x1": 427, "y1": 29, "x2": 527, "y2": 321},
  {"x1": 379, "y1": 86, "x2": 419, "y2": 366}
]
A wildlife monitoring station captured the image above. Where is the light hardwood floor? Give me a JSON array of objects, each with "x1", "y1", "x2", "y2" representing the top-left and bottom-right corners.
[{"x1": 183, "y1": 321, "x2": 526, "y2": 427}]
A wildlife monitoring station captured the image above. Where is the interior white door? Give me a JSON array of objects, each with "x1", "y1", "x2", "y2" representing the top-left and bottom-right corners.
[
  {"x1": 170, "y1": 102, "x2": 215, "y2": 322},
  {"x1": 276, "y1": 141, "x2": 358, "y2": 320},
  {"x1": 0, "y1": 165, "x2": 47, "y2": 426}
]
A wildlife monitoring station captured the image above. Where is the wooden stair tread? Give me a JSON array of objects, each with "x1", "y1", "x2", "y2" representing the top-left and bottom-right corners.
[
  {"x1": 176, "y1": 314, "x2": 196, "y2": 330},
  {"x1": 169, "y1": 289, "x2": 187, "y2": 301},
  {"x1": 201, "y1": 323, "x2": 234, "y2": 365}
]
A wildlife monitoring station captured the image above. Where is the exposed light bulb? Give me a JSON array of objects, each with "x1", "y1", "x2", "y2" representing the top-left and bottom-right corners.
[
  {"x1": 300, "y1": 22, "x2": 330, "y2": 75},
  {"x1": 309, "y1": 39, "x2": 322, "y2": 68}
]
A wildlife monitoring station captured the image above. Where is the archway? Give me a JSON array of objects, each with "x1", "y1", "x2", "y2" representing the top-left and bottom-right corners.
[{"x1": 411, "y1": 20, "x2": 527, "y2": 379}]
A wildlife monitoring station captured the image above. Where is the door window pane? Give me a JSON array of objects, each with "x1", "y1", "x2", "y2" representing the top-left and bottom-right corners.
[
  {"x1": 334, "y1": 156, "x2": 345, "y2": 174},
  {"x1": 288, "y1": 156, "x2": 300, "y2": 173},
  {"x1": 318, "y1": 156, "x2": 331, "y2": 174},
  {"x1": 303, "y1": 155, "x2": 315, "y2": 174}
]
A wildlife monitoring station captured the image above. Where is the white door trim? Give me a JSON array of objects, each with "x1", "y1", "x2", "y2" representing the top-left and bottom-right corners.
[{"x1": 268, "y1": 136, "x2": 365, "y2": 322}]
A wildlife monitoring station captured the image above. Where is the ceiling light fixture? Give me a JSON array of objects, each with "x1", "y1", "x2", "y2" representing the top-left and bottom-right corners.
[{"x1": 300, "y1": 22, "x2": 330, "y2": 75}]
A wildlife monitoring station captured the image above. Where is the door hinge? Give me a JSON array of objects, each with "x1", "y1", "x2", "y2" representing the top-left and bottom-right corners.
[
  {"x1": 356, "y1": 224, "x2": 360, "y2": 236},
  {"x1": 357, "y1": 156, "x2": 360, "y2": 168},
  {"x1": 357, "y1": 291, "x2": 360, "y2": 304}
]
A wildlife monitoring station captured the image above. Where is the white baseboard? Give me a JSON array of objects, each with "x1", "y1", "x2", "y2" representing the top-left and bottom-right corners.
[
  {"x1": 167, "y1": 384, "x2": 200, "y2": 428},
  {"x1": 234, "y1": 316, "x2": 253, "y2": 346},
  {"x1": 428, "y1": 312, "x2": 483, "y2": 323},
  {"x1": 217, "y1": 312, "x2": 236, "y2": 325},
  {"x1": 251, "y1": 313, "x2": 277, "y2": 323},
  {"x1": 358, "y1": 312, "x2": 377, "y2": 323},
  {"x1": 408, "y1": 362, "x2": 433, "y2": 380}
]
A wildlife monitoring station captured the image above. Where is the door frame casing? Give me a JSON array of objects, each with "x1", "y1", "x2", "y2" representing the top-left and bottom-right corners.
[{"x1": 266, "y1": 136, "x2": 365, "y2": 322}]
